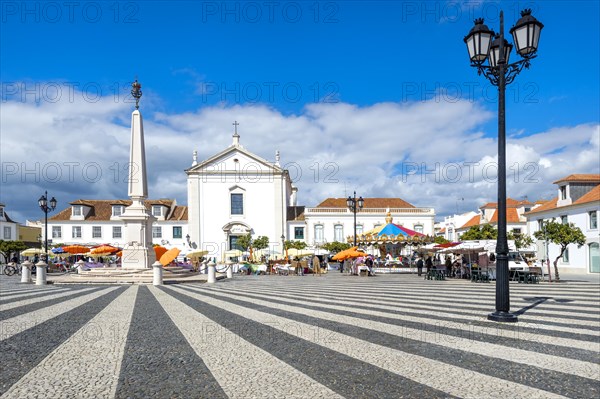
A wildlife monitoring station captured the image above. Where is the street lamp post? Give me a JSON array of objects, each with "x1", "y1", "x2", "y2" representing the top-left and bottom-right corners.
[
  {"x1": 281, "y1": 234, "x2": 285, "y2": 261},
  {"x1": 346, "y1": 191, "x2": 364, "y2": 247},
  {"x1": 38, "y1": 191, "x2": 57, "y2": 261},
  {"x1": 464, "y1": 9, "x2": 543, "y2": 323}
]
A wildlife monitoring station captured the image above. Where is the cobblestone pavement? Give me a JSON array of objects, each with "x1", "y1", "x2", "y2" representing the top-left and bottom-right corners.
[{"x1": 0, "y1": 273, "x2": 598, "y2": 398}]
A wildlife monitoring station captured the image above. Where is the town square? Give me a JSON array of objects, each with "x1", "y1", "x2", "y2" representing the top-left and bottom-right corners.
[{"x1": 1, "y1": 1, "x2": 599, "y2": 398}]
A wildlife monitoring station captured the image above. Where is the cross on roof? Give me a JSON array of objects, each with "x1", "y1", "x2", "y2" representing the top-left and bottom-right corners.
[{"x1": 232, "y1": 120, "x2": 239, "y2": 135}]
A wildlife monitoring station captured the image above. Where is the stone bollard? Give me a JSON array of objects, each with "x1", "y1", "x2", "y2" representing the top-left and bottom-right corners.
[
  {"x1": 21, "y1": 261, "x2": 33, "y2": 283},
  {"x1": 226, "y1": 260, "x2": 233, "y2": 279},
  {"x1": 207, "y1": 260, "x2": 216, "y2": 283},
  {"x1": 35, "y1": 261, "x2": 47, "y2": 285},
  {"x1": 152, "y1": 261, "x2": 163, "y2": 285},
  {"x1": 76, "y1": 259, "x2": 86, "y2": 274}
]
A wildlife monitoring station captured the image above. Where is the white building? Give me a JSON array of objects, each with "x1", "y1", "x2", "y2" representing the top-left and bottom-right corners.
[
  {"x1": 435, "y1": 211, "x2": 479, "y2": 241},
  {"x1": 297, "y1": 198, "x2": 435, "y2": 248},
  {"x1": 47, "y1": 199, "x2": 188, "y2": 249},
  {"x1": 525, "y1": 174, "x2": 600, "y2": 274},
  {"x1": 0, "y1": 203, "x2": 18, "y2": 242},
  {"x1": 186, "y1": 129, "x2": 294, "y2": 259},
  {"x1": 451, "y1": 198, "x2": 536, "y2": 239}
]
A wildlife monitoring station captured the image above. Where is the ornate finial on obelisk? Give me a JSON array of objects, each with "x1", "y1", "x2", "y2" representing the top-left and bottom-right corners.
[{"x1": 131, "y1": 79, "x2": 142, "y2": 109}]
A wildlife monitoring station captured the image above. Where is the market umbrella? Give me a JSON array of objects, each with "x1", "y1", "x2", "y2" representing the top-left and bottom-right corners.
[
  {"x1": 91, "y1": 245, "x2": 120, "y2": 255},
  {"x1": 186, "y1": 250, "x2": 209, "y2": 259},
  {"x1": 154, "y1": 246, "x2": 168, "y2": 259},
  {"x1": 332, "y1": 247, "x2": 367, "y2": 261},
  {"x1": 159, "y1": 248, "x2": 181, "y2": 266},
  {"x1": 62, "y1": 245, "x2": 90, "y2": 254},
  {"x1": 51, "y1": 247, "x2": 66, "y2": 254},
  {"x1": 21, "y1": 248, "x2": 47, "y2": 256},
  {"x1": 288, "y1": 248, "x2": 314, "y2": 257}
]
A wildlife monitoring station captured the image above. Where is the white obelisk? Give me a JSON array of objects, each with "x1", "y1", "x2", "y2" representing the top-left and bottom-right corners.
[{"x1": 120, "y1": 79, "x2": 157, "y2": 269}]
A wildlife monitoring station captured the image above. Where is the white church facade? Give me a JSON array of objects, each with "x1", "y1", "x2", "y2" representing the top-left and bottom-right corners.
[{"x1": 186, "y1": 127, "x2": 294, "y2": 258}]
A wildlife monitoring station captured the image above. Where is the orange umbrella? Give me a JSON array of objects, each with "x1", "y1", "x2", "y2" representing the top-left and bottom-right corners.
[
  {"x1": 62, "y1": 245, "x2": 90, "y2": 254},
  {"x1": 91, "y1": 245, "x2": 119, "y2": 254},
  {"x1": 159, "y1": 248, "x2": 181, "y2": 266},
  {"x1": 332, "y1": 247, "x2": 367, "y2": 261},
  {"x1": 154, "y1": 246, "x2": 168, "y2": 259}
]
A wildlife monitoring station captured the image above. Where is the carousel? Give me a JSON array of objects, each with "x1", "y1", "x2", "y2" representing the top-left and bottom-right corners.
[{"x1": 348, "y1": 211, "x2": 433, "y2": 266}]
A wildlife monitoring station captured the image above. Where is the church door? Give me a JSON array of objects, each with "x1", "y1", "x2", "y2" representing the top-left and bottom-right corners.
[{"x1": 229, "y1": 235, "x2": 241, "y2": 250}]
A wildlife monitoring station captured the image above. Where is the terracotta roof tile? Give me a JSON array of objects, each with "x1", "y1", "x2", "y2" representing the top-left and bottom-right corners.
[
  {"x1": 480, "y1": 198, "x2": 532, "y2": 209},
  {"x1": 459, "y1": 215, "x2": 481, "y2": 229},
  {"x1": 50, "y1": 199, "x2": 185, "y2": 222},
  {"x1": 573, "y1": 185, "x2": 600, "y2": 205},
  {"x1": 525, "y1": 186, "x2": 599, "y2": 215},
  {"x1": 316, "y1": 198, "x2": 415, "y2": 208},
  {"x1": 553, "y1": 174, "x2": 600, "y2": 184},
  {"x1": 524, "y1": 197, "x2": 559, "y2": 215},
  {"x1": 489, "y1": 208, "x2": 522, "y2": 224},
  {"x1": 166, "y1": 206, "x2": 188, "y2": 221}
]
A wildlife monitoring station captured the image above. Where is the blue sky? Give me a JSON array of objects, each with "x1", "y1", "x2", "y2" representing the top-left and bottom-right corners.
[{"x1": 1, "y1": 0, "x2": 599, "y2": 222}]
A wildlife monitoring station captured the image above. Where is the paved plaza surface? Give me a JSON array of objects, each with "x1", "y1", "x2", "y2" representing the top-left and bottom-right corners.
[{"x1": 0, "y1": 273, "x2": 599, "y2": 398}]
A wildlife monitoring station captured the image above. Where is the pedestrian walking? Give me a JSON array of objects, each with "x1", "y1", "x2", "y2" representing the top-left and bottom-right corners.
[
  {"x1": 425, "y1": 256, "x2": 433, "y2": 274},
  {"x1": 417, "y1": 257, "x2": 424, "y2": 276}
]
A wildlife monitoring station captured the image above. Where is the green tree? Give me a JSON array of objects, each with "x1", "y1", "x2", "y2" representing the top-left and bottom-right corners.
[
  {"x1": 460, "y1": 224, "x2": 497, "y2": 240},
  {"x1": 252, "y1": 236, "x2": 270, "y2": 251},
  {"x1": 533, "y1": 220, "x2": 586, "y2": 281},
  {"x1": 236, "y1": 233, "x2": 252, "y2": 251},
  {"x1": 0, "y1": 240, "x2": 27, "y2": 263},
  {"x1": 507, "y1": 231, "x2": 534, "y2": 251},
  {"x1": 284, "y1": 240, "x2": 307, "y2": 250},
  {"x1": 434, "y1": 236, "x2": 450, "y2": 244},
  {"x1": 321, "y1": 241, "x2": 351, "y2": 253}
]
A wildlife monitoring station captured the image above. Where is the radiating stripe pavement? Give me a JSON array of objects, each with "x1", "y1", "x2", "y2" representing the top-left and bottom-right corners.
[{"x1": 0, "y1": 274, "x2": 598, "y2": 398}]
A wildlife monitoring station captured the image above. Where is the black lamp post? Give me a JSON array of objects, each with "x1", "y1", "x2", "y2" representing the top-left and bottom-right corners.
[
  {"x1": 346, "y1": 191, "x2": 364, "y2": 247},
  {"x1": 464, "y1": 9, "x2": 543, "y2": 323},
  {"x1": 38, "y1": 191, "x2": 57, "y2": 261}
]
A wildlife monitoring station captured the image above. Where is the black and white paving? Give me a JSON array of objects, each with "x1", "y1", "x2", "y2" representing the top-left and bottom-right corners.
[{"x1": 1, "y1": 273, "x2": 598, "y2": 398}]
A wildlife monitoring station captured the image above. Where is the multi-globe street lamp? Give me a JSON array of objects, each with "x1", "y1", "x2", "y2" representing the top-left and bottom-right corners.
[
  {"x1": 38, "y1": 191, "x2": 57, "y2": 261},
  {"x1": 464, "y1": 9, "x2": 543, "y2": 323},
  {"x1": 346, "y1": 191, "x2": 364, "y2": 247}
]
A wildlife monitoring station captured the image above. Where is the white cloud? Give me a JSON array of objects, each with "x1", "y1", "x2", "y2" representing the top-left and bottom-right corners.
[{"x1": 1, "y1": 86, "x2": 598, "y2": 223}]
